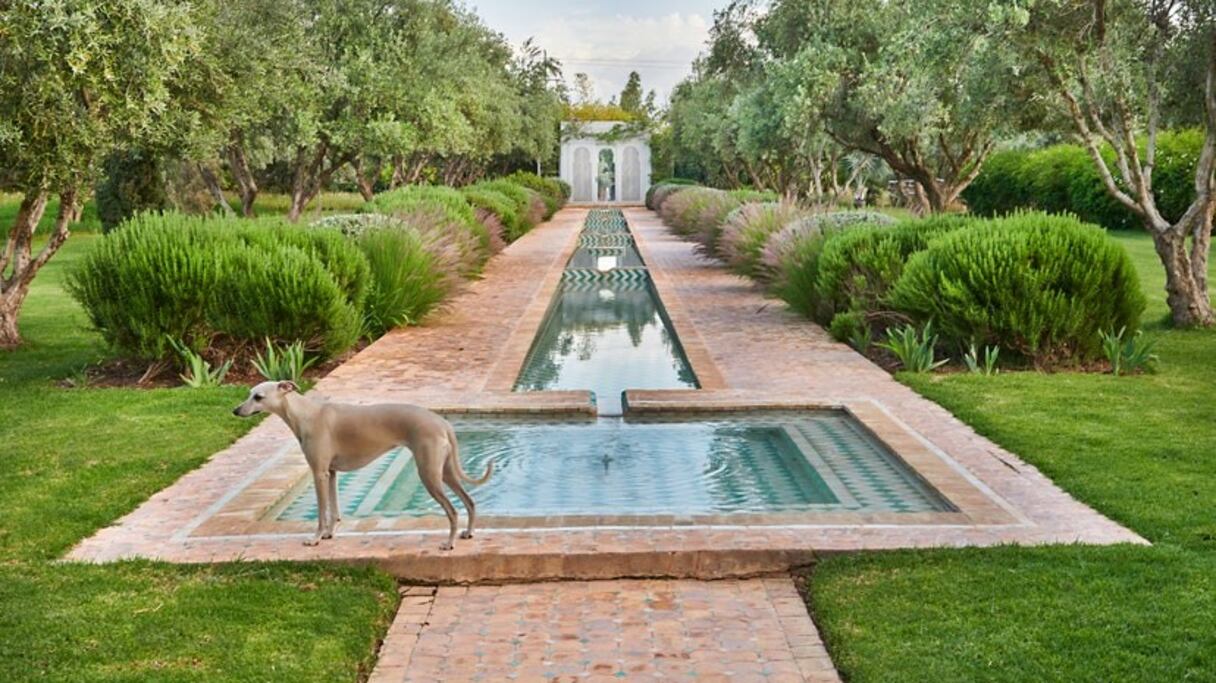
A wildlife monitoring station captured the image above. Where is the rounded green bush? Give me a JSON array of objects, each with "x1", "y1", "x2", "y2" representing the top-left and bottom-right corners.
[
  {"x1": 828, "y1": 310, "x2": 866, "y2": 344},
  {"x1": 461, "y1": 187, "x2": 519, "y2": 228},
  {"x1": 768, "y1": 211, "x2": 898, "y2": 313},
  {"x1": 812, "y1": 214, "x2": 972, "y2": 325},
  {"x1": 67, "y1": 212, "x2": 364, "y2": 360},
  {"x1": 236, "y1": 221, "x2": 370, "y2": 311},
  {"x1": 889, "y1": 212, "x2": 1146, "y2": 364},
  {"x1": 207, "y1": 244, "x2": 361, "y2": 357}
]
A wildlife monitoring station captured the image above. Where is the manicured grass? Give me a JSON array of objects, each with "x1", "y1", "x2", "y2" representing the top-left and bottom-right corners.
[
  {"x1": 807, "y1": 231, "x2": 1216, "y2": 682},
  {"x1": 0, "y1": 232, "x2": 398, "y2": 681},
  {"x1": 812, "y1": 546, "x2": 1215, "y2": 682},
  {"x1": 0, "y1": 562, "x2": 396, "y2": 681}
]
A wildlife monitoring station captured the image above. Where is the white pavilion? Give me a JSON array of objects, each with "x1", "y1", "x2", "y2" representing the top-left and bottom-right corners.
[{"x1": 558, "y1": 121, "x2": 651, "y2": 204}]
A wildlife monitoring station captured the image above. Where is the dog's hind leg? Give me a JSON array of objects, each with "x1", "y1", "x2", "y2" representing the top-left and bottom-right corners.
[
  {"x1": 415, "y1": 441, "x2": 460, "y2": 550},
  {"x1": 421, "y1": 477, "x2": 460, "y2": 551},
  {"x1": 443, "y1": 464, "x2": 477, "y2": 540}
]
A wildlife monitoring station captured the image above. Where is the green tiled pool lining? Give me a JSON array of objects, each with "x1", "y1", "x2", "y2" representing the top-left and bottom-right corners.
[{"x1": 272, "y1": 411, "x2": 955, "y2": 522}]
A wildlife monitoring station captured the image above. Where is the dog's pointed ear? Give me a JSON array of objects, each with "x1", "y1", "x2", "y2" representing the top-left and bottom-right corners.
[{"x1": 278, "y1": 380, "x2": 298, "y2": 393}]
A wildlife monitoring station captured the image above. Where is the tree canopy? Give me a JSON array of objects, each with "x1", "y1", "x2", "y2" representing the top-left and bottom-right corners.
[{"x1": 0, "y1": 0, "x2": 566, "y2": 347}]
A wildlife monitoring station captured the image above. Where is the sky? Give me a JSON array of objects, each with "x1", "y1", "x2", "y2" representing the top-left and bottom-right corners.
[{"x1": 470, "y1": 0, "x2": 724, "y2": 105}]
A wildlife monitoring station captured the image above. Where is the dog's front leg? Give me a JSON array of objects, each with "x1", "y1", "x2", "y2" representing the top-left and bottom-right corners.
[
  {"x1": 305, "y1": 469, "x2": 333, "y2": 546},
  {"x1": 327, "y1": 469, "x2": 341, "y2": 524}
]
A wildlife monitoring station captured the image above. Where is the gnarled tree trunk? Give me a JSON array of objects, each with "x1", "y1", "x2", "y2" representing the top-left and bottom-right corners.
[
  {"x1": 197, "y1": 162, "x2": 235, "y2": 216},
  {"x1": 286, "y1": 142, "x2": 350, "y2": 223},
  {"x1": 226, "y1": 139, "x2": 259, "y2": 217},
  {"x1": 353, "y1": 156, "x2": 380, "y2": 201},
  {"x1": 1, "y1": 188, "x2": 78, "y2": 349},
  {"x1": 1036, "y1": 7, "x2": 1216, "y2": 327},
  {"x1": 1154, "y1": 215, "x2": 1214, "y2": 326}
]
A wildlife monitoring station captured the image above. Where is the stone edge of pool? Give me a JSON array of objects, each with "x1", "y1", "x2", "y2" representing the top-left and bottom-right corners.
[{"x1": 61, "y1": 206, "x2": 1148, "y2": 583}]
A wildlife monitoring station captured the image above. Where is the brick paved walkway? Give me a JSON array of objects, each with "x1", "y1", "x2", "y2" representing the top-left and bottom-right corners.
[{"x1": 370, "y1": 579, "x2": 839, "y2": 683}]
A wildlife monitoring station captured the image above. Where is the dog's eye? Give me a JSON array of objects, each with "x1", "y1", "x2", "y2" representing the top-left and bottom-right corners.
[{"x1": 253, "y1": 395, "x2": 263, "y2": 401}]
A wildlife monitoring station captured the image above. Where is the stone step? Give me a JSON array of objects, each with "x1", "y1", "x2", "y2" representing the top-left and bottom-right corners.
[{"x1": 367, "y1": 547, "x2": 817, "y2": 584}]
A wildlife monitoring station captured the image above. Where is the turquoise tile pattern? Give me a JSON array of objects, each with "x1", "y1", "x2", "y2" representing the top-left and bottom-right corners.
[{"x1": 274, "y1": 412, "x2": 954, "y2": 521}]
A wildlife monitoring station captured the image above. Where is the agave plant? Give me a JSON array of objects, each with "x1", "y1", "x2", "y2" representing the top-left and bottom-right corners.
[
  {"x1": 1099, "y1": 327, "x2": 1159, "y2": 376},
  {"x1": 168, "y1": 337, "x2": 232, "y2": 388},
  {"x1": 252, "y1": 338, "x2": 316, "y2": 383},
  {"x1": 963, "y1": 343, "x2": 1000, "y2": 376},
  {"x1": 878, "y1": 322, "x2": 948, "y2": 373}
]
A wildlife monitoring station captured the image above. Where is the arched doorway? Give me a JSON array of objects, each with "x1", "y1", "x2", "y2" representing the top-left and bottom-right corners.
[
  {"x1": 573, "y1": 147, "x2": 593, "y2": 202},
  {"x1": 622, "y1": 146, "x2": 641, "y2": 202},
  {"x1": 597, "y1": 149, "x2": 616, "y2": 202}
]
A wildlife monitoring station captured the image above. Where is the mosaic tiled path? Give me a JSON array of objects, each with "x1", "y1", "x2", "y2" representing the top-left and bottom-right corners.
[
  {"x1": 369, "y1": 579, "x2": 839, "y2": 683},
  {"x1": 68, "y1": 206, "x2": 1144, "y2": 581}
]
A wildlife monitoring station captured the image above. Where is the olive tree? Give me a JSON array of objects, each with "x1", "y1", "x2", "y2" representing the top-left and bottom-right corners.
[
  {"x1": 0, "y1": 0, "x2": 197, "y2": 348},
  {"x1": 755, "y1": 0, "x2": 1026, "y2": 213},
  {"x1": 1022, "y1": 0, "x2": 1215, "y2": 326}
]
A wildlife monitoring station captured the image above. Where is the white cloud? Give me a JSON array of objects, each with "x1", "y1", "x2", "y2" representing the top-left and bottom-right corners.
[{"x1": 529, "y1": 13, "x2": 710, "y2": 103}]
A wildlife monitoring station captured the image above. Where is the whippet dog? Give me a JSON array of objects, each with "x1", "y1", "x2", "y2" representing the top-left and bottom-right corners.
[{"x1": 233, "y1": 381, "x2": 492, "y2": 548}]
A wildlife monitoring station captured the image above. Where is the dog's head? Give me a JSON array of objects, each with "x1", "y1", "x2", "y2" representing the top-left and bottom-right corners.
[{"x1": 232, "y1": 380, "x2": 298, "y2": 418}]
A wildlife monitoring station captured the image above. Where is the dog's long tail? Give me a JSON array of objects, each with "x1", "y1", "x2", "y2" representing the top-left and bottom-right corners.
[{"x1": 449, "y1": 425, "x2": 493, "y2": 485}]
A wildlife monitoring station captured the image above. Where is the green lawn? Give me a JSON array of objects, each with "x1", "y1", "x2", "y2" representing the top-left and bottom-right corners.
[
  {"x1": 808, "y1": 231, "x2": 1216, "y2": 682},
  {"x1": 0, "y1": 233, "x2": 397, "y2": 682}
]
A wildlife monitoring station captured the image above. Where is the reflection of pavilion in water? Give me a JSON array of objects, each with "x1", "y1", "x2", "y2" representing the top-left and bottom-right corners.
[
  {"x1": 514, "y1": 275, "x2": 698, "y2": 414},
  {"x1": 566, "y1": 245, "x2": 644, "y2": 271}
]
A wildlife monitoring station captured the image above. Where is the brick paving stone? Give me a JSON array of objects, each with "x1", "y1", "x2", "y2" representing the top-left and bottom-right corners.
[{"x1": 369, "y1": 578, "x2": 841, "y2": 682}]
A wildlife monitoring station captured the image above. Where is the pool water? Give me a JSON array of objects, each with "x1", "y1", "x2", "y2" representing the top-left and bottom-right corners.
[
  {"x1": 274, "y1": 412, "x2": 954, "y2": 521},
  {"x1": 513, "y1": 209, "x2": 697, "y2": 414},
  {"x1": 272, "y1": 211, "x2": 955, "y2": 524}
]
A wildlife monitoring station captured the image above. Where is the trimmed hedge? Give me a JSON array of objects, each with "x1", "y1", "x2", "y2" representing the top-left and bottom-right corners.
[
  {"x1": 890, "y1": 212, "x2": 1145, "y2": 363},
  {"x1": 813, "y1": 214, "x2": 971, "y2": 327},
  {"x1": 67, "y1": 213, "x2": 364, "y2": 359},
  {"x1": 962, "y1": 130, "x2": 1202, "y2": 229},
  {"x1": 718, "y1": 202, "x2": 806, "y2": 279}
]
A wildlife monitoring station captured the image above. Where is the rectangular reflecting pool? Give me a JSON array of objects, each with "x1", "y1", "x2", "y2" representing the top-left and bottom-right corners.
[
  {"x1": 513, "y1": 209, "x2": 698, "y2": 415},
  {"x1": 273, "y1": 411, "x2": 955, "y2": 522}
]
